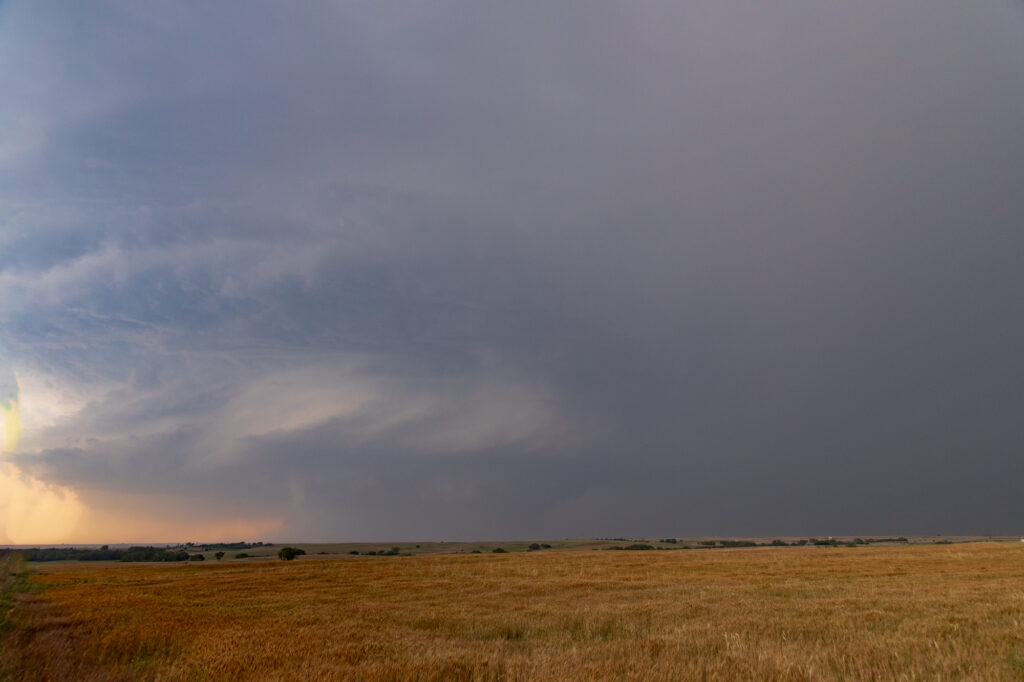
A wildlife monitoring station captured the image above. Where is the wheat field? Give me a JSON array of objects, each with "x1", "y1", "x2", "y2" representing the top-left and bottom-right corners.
[{"x1": 3, "y1": 542, "x2": 1024, "y2": 680}]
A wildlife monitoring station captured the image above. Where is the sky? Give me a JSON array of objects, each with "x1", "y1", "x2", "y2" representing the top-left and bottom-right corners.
[{"x1": 2, "y1": 1, "x2": 1024, "y2": 544}]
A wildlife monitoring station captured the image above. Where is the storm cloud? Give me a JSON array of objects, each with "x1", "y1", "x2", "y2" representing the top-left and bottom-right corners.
[{"x1": 2, "y1": 1, "x2": 1024, "y2": 542}]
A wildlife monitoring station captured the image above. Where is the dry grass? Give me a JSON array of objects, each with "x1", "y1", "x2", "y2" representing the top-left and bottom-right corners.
[
  {"x1": 4, "y1": 542, "x2": 1024, "y2": 680},
  {"x1": 0, "y1": 550, "x2": 28, "y2": 632}
]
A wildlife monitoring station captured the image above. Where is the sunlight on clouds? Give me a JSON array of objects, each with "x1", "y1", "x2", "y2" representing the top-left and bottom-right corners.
[
  {"x1": 194, "y1": 359, "x2": 572, "y2": 469},
  {"x1": 12, "y1": 368, "x2": 91, "y2": 452},
  {"x1": 1, "y1": 372, "x2": 84, "y2": 544},
  {"x1": 0, "y1": 366, "x2": 283, "y2": 544},
  {"x1": 15, "y1": 370, "x2": 87, "y2": 433}
]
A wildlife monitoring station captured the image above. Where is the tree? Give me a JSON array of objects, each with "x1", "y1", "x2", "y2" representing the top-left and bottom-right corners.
[
  {"x1": 215, "y1": 551, "x2": 225, "y2": 560},
  {"x1": 278, "y1": 546, "x2": 306, "y2": 561}
]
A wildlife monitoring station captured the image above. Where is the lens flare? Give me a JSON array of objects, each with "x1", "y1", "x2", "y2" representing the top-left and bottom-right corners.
[{"x1": 1, "y1": 398, "x2": 22, "y2": 453}]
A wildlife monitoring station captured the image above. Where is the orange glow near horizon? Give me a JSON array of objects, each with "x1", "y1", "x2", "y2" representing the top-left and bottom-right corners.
[
  {"x1": 70, "y1": 511, "x2": 285, "y2": 545},
  {"x1": 2, "y1": 380, "x2": 84, "y2": 544},
  {"x1": 0, "y1": 462, "x2": 84, "y2": 545},
  {"x1": 0, "y1": 464, "x2": 285, "y2": 545},
  {"x1": 0, "y1": 373, "x2": 284, "y2": 546}
]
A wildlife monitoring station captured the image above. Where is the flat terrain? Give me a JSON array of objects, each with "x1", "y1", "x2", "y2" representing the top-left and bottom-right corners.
[{"x1": 3, "y1": 542, "x2": 1024, "y2": 680}]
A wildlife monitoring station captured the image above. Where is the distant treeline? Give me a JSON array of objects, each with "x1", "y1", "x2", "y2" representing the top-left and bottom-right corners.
[
  {"x1": 604, "y1": 537, "x2": 911, "y2": 550},
  {"x1": 185, "y1": 542, "x2": 271, "y2": 551},
  {"x1": 25, "y1": 547, "x2": 188, "y2": 562},
  {"x1": 24, "y1": 541, "x2": 270, "y2": 563}
]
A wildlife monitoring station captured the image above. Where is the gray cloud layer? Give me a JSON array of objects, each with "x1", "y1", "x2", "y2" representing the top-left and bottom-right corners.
[{"x1": 2, "y1": 1, "x2": 1024, "y2": 540}]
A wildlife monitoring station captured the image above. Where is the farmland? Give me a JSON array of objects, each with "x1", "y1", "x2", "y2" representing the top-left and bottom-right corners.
[{"x1": 3, "y1": 542, "x2": 1024, "y2": 680}]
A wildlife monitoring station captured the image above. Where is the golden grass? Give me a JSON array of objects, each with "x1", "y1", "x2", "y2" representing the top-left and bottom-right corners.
[{"x1": 4, "y1": 542, "x2": 1024, "y2": 680}]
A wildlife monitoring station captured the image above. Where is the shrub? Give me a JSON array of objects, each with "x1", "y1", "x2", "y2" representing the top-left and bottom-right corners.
[
  {"x1": 234, "y1": 552, "x2": 249, "y2": 559},
  {"x1": 540, "y1": 543, "x2": 552, "y2": 549},
  {"x1": 492, "y1": 548, "x2": 507, "y2": 553},
  {"x1": 348, "y1": 550, "x2": 359, "y2": 555},
  {"x1": 528, "y1": 543, "x2": 541, "y2": 551},
  {"x1": 189, "y1": 554, "x2": 205, "y2": 561},
  {"x1": 215, "y1": 552, "x2": 225, "y2": 560},
  {"x1": 277, "y1": 547, "x2": 306, "y2": 561}
]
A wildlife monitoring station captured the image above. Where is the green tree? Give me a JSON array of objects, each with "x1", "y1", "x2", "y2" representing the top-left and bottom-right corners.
[{"x1": 278, "y1": 547, "x2": 306, "y2": 561}]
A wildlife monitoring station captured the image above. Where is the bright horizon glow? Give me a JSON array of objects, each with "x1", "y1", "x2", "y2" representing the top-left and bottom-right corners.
[
  {"x1": 0, "y1": 462, "x2": 83, "y2": 544},
  {"x1": 67, "y1": 511, "x2": 285, "y2": 546},
  {"x1": 0, "y1": 375, "x2": 283, "y2": 545},
  {"x1": 1, "y1": 380, "x2": 85, "y2": 544}
]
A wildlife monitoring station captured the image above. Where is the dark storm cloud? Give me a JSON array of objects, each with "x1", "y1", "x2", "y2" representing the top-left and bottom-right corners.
[{"x1": 2, "y1": 1, "x2": 1024, "y2": 540}]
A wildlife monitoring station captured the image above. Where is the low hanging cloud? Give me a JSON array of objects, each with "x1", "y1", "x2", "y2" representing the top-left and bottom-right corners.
[
  {"x1": 203, "y1": 361, "x2": 572, "y2": 461},
  {"x1": 12, "y1": 352, "x2": 585, "y2": 542},
  {"x1": 2, "y1": 1, "x2": 1024, "y2": 542}
]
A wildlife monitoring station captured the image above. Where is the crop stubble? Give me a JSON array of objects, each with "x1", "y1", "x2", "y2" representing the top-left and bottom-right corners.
[{"x1": 3, "y1": 542, "x2": 1024, "y2": 680}]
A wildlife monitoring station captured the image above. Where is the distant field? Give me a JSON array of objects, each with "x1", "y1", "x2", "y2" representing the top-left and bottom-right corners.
[
  {"x1": 4, "y1": 542, "x2": 1024, "y2": 680},
  {"x1": 13, "y1": 535, "x2": 1012, "y2": 564}
]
